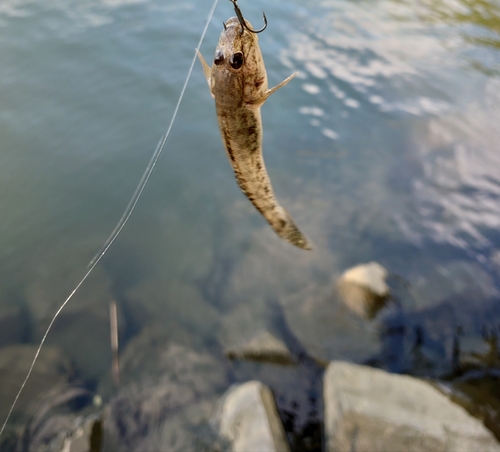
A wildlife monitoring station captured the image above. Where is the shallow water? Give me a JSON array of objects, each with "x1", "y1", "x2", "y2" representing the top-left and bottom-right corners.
[{"x1": 0, "y1": 0, "x2": 500, "y2": 447}]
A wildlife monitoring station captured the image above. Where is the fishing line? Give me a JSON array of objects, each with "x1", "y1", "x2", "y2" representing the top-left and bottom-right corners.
[{"x1": 0, "y1": 0, "x2": 220, "y2": 437}]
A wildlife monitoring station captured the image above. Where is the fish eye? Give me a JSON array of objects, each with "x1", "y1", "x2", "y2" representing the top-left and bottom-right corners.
[
  {"x1": 214, "y1": 49, "x2": 224, "y2": 66},
  {"x1": 230, "y1": 52, "x2": 244, "y2": 70}
]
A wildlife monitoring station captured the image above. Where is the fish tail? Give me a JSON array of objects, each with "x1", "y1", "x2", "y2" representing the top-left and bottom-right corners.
[{"x1": 271, "y1": 207, "x2": 312, "y2": 250}]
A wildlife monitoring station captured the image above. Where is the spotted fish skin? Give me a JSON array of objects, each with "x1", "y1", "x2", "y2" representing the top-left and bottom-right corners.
[{"x1": 197, "y1": 17, "x2": 311, "y2": 250}]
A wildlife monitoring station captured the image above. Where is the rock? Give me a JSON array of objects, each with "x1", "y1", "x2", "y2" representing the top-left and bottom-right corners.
[
  {"x1": 26, "y1": 264, "x2": 119, "y2": 381},
  {"x1": 103, "y1": 328, "x2": 229, "y2": 451},
  {"x1": 0, "y1": 427, "x2": 17, "y2": 452},
  {"x1": 458, "y1": 334, "x2": 495, "y2": 368},
  {"x1": 57, "y1": 415, "x2": 103, "y2": 452},
  {"x1": 281, "y1": 286, "x2": 381, "y2": 363},
  {"x1": 449, "y1": 373, "x2": 500, "y2": 443},
  {"x1": 337, "y1": 262, "x2": 390, "y2": 319},
  {"x1": 217, "y1": 297, "x2": 277, "y2": 354},
  {"x1": 324, "y1": 361, "x2": 500, "y2": 452},
  {"x1": 225, "y1": 331, "x2": 295, "y2": 366},
  {"x1": 216, "y1": 381, "x2": 291, "y2": 452},
  {"x1": 0, "y1": 344, "x2": 72, "y2": 424},
  {"x1": 124, "y1": 280, "x2": 220, "y2": 347},
  {"x1": 25, "y1": 410, "x2": 102, "y2": 452}
]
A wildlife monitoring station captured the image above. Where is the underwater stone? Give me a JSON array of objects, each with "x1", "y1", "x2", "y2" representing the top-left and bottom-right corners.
[
  {"x1": 337, "y1": 262, "x2": 390, "y2": 319},
  {"x1": 26, "y1": 264, "x2": 118, "y2": 381},
  {"x1": 225, "y1": 330, "x2": 295, "y2": 366},
  {"x1": 26, "y1": 412, "x2": 102, "y2": 452},
  {"x1": 217, "y1": 381, "x2": 290, "y2": 452},
  {"x1": 324, "y1": 361, "x2": 500, "y2": 452},
  {"x1": 103, "y1": 332, "x2": 228, "y2": 451},
  {"x1": 57, "y1": 415, "x2": 103, "y2": 452},
  {"x1": 0, "y1": 344, "x2": 71, "y2": 424}
]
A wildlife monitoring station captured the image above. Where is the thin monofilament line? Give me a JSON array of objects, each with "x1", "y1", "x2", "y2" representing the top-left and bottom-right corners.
[{"x1": 0, "y1": 0, "x2": 220, "y2": 437}]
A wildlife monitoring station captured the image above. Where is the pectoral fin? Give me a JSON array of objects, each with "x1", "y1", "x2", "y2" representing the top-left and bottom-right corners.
[
  {"x1": 196, "y1": 49, "x2": 214, "y2": 98},
  {"x1": 247, "y1": 72, "x2": 297, "y2": 109}
]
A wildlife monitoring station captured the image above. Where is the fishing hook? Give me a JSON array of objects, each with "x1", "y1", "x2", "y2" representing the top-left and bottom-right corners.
[{"x1": 229, "y1": 0, "x2": 267, "y2": 34}]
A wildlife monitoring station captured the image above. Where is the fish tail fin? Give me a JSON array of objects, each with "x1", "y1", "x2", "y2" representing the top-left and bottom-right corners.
[{"x1": 272, "y1": 207, "x2": 312, "y2": 250}]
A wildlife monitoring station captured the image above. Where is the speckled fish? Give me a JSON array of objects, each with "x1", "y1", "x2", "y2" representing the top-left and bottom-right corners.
[{"x1": 197, "y1": 16, "x2": 311, "y2": 250}]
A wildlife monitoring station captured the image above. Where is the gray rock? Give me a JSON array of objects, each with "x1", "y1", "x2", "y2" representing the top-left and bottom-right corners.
[
  {"x1": 125, "y1": 280, "x2": 220, "y2": 346},
  {"x1": 217, "y1": 297, "x2": 276, "y2": 354},
  {"x1": 225, "y1": 331, "x2": 295, "y2": 366},
  {"x1": 324, "y1": 361, "x2": 500, "y2": 452},
  {"x1": 337, "y1": 262, "x2": 390, "y2": 319},
  {"x1": 25, "y1": 411, "x2": 102, "y2": 452},
  {"x1": 57, "y1": 415, "x2": 103, "y2": 452},
  {"x1": 0, "y1": 344, "x2": 71, "y2": 423},
  {"x1": 216, "y1": 381, "x2": 290, "y2": 452},
  {"x1": 458, "y1": 334, "x2": 496, "y2": 368},
  {"x1": 26, "y1": 264, "x2": 119, "y2": 381},
  {"x1": 281, "y1": 286, "x2": 381, "y2": 363},
  {"x1": 103, "y1": 327, "x2": 229, "y2": 451}
]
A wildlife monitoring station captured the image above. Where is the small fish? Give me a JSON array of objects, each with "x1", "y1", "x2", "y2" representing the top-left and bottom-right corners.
[{"x1": 197, "y1": 16, "x2": 311, "y2": 250}]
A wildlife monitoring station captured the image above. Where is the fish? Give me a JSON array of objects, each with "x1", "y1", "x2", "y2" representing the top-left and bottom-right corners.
[{"x1": 197, "y1": 16, "x2": 311, "y2": 250}]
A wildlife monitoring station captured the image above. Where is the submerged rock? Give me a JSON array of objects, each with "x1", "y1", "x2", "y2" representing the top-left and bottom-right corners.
[
  {"x1": 57, "y1": 415, "x2": 103, "y2": 452},
  {"x1": 25, "y1": 410, "x2": 102, "y2": 452},
  {"x1": 337, "y1": 262, "x2": 390, "y2": 319},
  {"x1": 225, "y1": 330, "x2": 295, "y2": 366},
  {"x1": 26, "y1": 264, "x2": 119, "y2": 381},
  {"x1": 458, "y1": 334, "x2": 498, "y2": 369},
  {"x1": 324, "y1": 361, "x2": 500, "y2": 452},
  {"x1": 103, "y1": 327, "x2": 228, "y2": 451},
  {"x1": 216, "y1": 381, "x2": 290, "y2": 452},
  {"x1": 0, "y1": 344, "x2": 72, "y2": 423}
]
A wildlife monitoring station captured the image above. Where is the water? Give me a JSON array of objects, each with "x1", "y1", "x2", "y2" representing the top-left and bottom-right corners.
[{"x1": 0, "y1": 0, "x2": 499, "y2": 448}]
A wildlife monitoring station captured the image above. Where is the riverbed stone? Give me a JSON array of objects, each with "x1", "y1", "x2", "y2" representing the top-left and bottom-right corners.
[
  {"x1": 103, "y1": 327, "x2": 229, "y2": 451},
  {"x1": 324, "y1": 361, "x2": 500, "y2": 452},
  {"x1": 56, "y1": 414, "x2": 103, "y2": 452},
  {"x1": 225, "y1": 330, "x2": 295, "y2": 366},
  {"x1": 25, "y1": 264, "x2": 119, "y2": 381},
  {"x1": 216, "y1": 381, "x2": 291, "y2": 452},
  {"x1": 337, "y1": 262, "x2": 390, "y2": 319},
  {"x1": 281, "y1": 286, "x2": 381, "y2": 363},
  {"x1": 23, "y1": 401, "x2": 100, "y2": 452},
  {"x1": 0, "y1": 344, "x2": 72, "y2": 424}
]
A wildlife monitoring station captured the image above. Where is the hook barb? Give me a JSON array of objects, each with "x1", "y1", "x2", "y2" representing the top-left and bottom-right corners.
[{"x1": 229, "y1": 0, "x2": 267, "y2": 34}]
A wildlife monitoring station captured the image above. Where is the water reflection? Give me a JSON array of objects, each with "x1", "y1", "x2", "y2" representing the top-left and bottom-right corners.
[{"x1": 397, "y1": 0, "x2": 500, "y2": 74}]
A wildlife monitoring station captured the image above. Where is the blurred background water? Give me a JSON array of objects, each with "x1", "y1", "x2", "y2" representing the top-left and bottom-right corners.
[{"x1": 0, "y1": 0, "x2": 500, "y2": 449}]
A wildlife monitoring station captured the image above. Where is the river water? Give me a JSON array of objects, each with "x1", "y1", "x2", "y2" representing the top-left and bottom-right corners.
[{"x1": 0, "y1": 0, "x2": 499, "y2": 448}]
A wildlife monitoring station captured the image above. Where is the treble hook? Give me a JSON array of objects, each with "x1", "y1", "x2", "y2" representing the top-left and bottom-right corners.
[{"x1": 229, "y1": 0, "x2": 267, "y2": 34}]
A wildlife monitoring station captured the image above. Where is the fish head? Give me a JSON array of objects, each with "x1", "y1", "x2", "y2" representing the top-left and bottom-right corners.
[{"x1": 212, "y1": 17, "x2": 268, "y2": 102}]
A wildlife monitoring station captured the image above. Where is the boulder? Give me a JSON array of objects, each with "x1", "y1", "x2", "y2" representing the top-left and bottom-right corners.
[
  {"x1": 103, "y1": 328, "x2": 229, "y2": 451},
  {"x1": 26, "y1": 264, "x2": 119, "y2": 381},
  {"x1": 24, "y1": 408, "x2": 101, "y2": 452},
  {"x1": 216, "y1": 381, "x2": 290, "y2": 452},
  {"x1": 337, "y1": 262, "x2": 390, "y2": 319},
  {"x1": 57, "y1": 415, "x2": 103, "y2": 452},
  {"x1": 324, "y1": 361, "x2": 500, "y2": 452},
  {"x1": 225, "y1": 330, "x2": 295, "y2": 366},
  {"x1": 0, "y1": 344, "x2": 71, "y2": 423}
]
